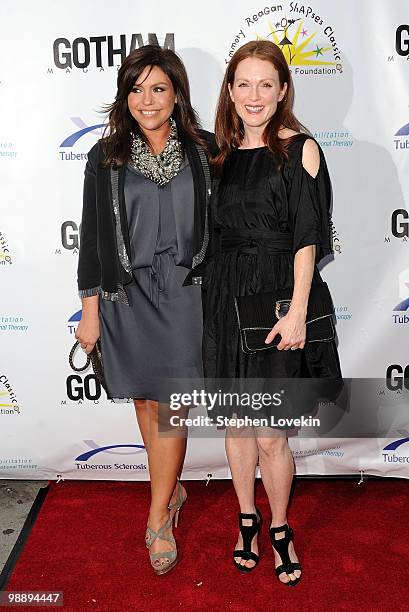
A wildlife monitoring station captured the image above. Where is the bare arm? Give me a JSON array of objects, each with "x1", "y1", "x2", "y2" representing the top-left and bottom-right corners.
[
  {"x1": 265, "y1": 244, "x2": 315, "y2": 350},
  {"x1": 265, "y1": 138, "x2": 320, "y2": 350},
  {"x1": 75, "y1": 295, "x2": 100, "y2": 354}
]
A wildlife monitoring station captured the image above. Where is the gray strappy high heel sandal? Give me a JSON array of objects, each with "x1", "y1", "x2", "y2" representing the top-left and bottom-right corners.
[
  {"x1": 168, "y1": 480, "x2": 187, "y2": 527},
  {"x1": 145, "y1": 515, "x2": 178, "y2": 576}
]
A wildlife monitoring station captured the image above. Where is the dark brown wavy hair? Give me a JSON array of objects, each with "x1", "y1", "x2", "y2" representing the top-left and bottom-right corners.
[
  {"x1": 213, "y1": 40, "x2": 308, "y2": 170},
  {"x1": 102, "y1": 45, "x2": 206, "y2": 166}
]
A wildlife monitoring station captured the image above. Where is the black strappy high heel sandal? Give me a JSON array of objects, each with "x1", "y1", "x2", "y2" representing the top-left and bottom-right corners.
[
  {"x1": 269, "y1": 524, "x2": 302, "y2": 586},
  {"x1": 233, "y1": 509, "x2": 262, "y2": 573}
]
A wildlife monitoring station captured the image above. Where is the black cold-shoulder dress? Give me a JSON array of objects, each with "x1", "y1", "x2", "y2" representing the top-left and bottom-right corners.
[{"x1": 202, "y1": 134, "x2": 342, "y2": 422}]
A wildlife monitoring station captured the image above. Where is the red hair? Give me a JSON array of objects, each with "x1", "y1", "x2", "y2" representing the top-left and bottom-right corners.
[{"x1": 213, "y1": 40, "x2": 308, "y2": 170}]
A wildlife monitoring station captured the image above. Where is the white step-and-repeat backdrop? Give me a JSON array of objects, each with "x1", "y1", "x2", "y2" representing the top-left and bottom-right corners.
[{"x1": 1, "y1": 0, "x2": 408, "y2": 480}]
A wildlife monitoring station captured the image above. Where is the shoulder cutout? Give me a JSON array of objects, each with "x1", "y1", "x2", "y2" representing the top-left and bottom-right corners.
[{"x1": 301, "y1": 138, "x2": 320, "y2": 178}]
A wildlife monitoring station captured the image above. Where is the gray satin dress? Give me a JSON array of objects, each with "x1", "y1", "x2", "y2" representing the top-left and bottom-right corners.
[{"x1": 98, "y1": 157, "x2": 203, "y2": 400}]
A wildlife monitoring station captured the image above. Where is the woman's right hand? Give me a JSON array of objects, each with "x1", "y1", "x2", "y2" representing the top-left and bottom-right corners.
[{"x1": 75, "y1": 316, "x2": 100, "y2": 354}]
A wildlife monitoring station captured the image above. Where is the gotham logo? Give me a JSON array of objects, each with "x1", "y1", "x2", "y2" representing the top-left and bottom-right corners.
[
  {"x1": 386, "y1": 364, "x2": 409, "y2": 391},
  {"x1": 65, "y1": 374, "x2": 103, "y2": 402},
  {"x1": 384, "y1": 209, "x2": 409, "y2": 244},
  {"x1": 65, "y1": 323, "x2": 104, "y2": 402},
  {"x1": 396, "y1": 25, "x2": 409, "y2": 57},
  {"x1": 391, "y1": 209, "x2": 408, "y2": 239},
  {"x1": 61, "y1": 221, "x2": 80, "y2": 251},
  {"x1": 387, "y1": 26, "x2": 409, "y2": 71},
  {"x1": 51, "y1": 33, "x2": 175, "y2": 72},
  {"x1": 53, "y1": 221, "x2": 80, "y2": 256}
]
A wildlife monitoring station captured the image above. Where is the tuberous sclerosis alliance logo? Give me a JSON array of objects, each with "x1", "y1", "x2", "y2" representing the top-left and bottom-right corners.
[
  {"x1": 75, "y1": 441, "x2": 147, "y2": 471},
  {"x1": 394, "y1": 121, "x2": 409, "y2": 151},
  {"x1": 59, "y1": 118, "x2": 104, "y2": 161},
  {"x1": 226, "y1": 3, "x2": 342, "y2": 73},
  {"x1": 392, "y1": 269, "x2": 409, "y2": 324},
  {"x1": 0, "y1": 375, "x2": 20, "y2": 415},
  {"x1": 68, "y1": 310, "x2": 81, "y2": 336},
  {"x1": 383, "y1": 437, "x2": 409, "y2": 464}
]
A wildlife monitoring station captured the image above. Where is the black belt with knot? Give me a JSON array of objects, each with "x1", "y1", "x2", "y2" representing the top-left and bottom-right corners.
[
  {"x1": 216, "y1": 228, "x2": 294, "y2": 284},
  {"x1": 218, "y1": 228, "x2": 293, "y2": 254}
]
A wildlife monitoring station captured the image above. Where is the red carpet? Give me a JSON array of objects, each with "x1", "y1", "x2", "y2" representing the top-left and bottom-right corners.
[{"x1": 3, "y1": 479, "x2": 409, "y2": 611}]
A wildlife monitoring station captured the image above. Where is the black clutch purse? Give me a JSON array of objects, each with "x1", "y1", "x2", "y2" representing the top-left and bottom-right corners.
[
  {"x1": 68, "y1": 340, "x2": 107, "y2": 392},
  {"x1": 234, "y1": 282, "x2": 335, "y2": 354}
]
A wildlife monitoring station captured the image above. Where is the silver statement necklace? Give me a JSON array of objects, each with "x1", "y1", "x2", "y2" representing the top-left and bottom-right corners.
[{"x1": 129, "y1": 117, "x2": 183, "y2": 186}]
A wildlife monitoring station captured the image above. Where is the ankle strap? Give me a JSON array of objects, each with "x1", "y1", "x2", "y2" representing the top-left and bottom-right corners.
[
  {"x1": 270, "y1": 523, "x2": 290, "y2": 533},
  {"x1": 239, "y1": 512, "x2": 258, "y2": 520}
]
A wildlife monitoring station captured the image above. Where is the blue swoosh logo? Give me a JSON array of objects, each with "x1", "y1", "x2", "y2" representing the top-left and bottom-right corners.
[
  {"x1": 76, "y1": 444, "x2": 146, "y2": 461},
  {"x1": 60, "y1": 123, "x2": 105, "y2": 147},
  {"x1": 383, "y1": 437, "x2": 409, "y2": 451},
  {"x1": 68, "y1": 310, "x2": 82, "y2": 323},
  {"x1": 395, "y1": 122, "x2": 409, "y2": 136}
]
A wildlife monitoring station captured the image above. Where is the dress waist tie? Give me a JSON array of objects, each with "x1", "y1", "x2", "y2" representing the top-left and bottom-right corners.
[{"x1": 218, "y1": 229, "x2": 293, "y2": 285}]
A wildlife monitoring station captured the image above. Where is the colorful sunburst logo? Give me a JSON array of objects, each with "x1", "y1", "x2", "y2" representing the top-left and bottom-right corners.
[
  {"x1": 225, "y1": 4, "x2": 342, "y2": 72},
  {"x1": 258, "y1": 17, "x2": 336, "y2": 66}
]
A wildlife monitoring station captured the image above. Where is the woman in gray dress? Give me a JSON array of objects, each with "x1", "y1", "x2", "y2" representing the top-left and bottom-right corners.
[{"x1": 75, "y1": 45, "x2": 214, "y2": 575}]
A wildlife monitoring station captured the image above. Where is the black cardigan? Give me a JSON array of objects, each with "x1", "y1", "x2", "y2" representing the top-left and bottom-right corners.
[{"x1": 77, "y1": 130, "x2": 216, "y2": 302}]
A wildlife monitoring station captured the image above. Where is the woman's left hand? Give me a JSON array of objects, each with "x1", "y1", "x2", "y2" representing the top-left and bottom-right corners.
[{"x1": 265, "y1": 311, "x2": 306, "y2": 351}]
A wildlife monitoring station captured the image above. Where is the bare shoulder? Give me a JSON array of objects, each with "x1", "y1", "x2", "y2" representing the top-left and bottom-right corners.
[{"x1": 301, "y1": 138, "x2": 320, "y2": 178}]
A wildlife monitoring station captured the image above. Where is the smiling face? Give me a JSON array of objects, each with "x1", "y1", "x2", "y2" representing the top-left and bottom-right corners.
[
  {"x1": 229, "y1": 56, "x2": 287, "y2": 134},
  {"x1": 127, "y1": 65, "x2": 177, "y2": 136}
]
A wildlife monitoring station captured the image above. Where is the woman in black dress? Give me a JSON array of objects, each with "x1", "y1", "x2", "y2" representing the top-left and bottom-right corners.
[
  {"x1": 202, "y1": 41, "x2": 342, "y2": 585},
  {"x1": 75, "y1": 45, "x2": 214, "y2": 575}
]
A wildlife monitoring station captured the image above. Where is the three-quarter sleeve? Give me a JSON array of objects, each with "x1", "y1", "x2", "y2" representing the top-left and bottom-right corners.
[
  {"x1": 288, "y1": 140, "x2": 333, "y2": 263},
  {"x1": 77, "y1": 143, "x2": 101, "y2": 296}
]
